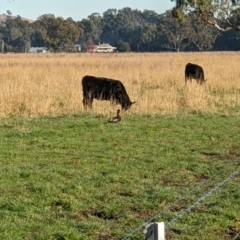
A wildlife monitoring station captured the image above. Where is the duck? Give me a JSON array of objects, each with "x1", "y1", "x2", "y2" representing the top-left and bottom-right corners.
[{"x1": 109, "y1": 109, "x2": 121, "y2": 123}]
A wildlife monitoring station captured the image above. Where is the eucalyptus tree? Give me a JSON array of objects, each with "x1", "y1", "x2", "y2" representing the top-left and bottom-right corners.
[
  {"x1": 118, "y1": 41, "x2": 131, "y2": 52},
  {"x1": 80, "y1": 13, "x2": 102, "y2": 42},
  {"x1": 100, "y1": 8, "x2": 119, "y2": 45},
  {"x1": 114, "y1": 8, "x2": 144, "y2": 49},
  {"x1": 36, "y1": 14, "x2": 82, "y2": 52},
  {"x1": 158, "y1": 10, "x2": 192, "y2": 52},
  {"x1": 188, "y1": 13, "x2": 221, "y2": 51},
  {"x1": 1, "y1": 16, "x2": 34, "y2": 52},
  {"x1": 142, "y1": 9, "x2": 160, "y2": 24},
  {"x1": 172, "y1": 0, "x2": 240, "y2": 32},
  {"x1": 138, "y1": 23, "x2": 158, "y2": 51},
  {"x1": 100, "y1": 7, "x2": 159, "y2": 51},
  {"x1": 134, "y1": 10, "x2": 159, "y2": 51}
]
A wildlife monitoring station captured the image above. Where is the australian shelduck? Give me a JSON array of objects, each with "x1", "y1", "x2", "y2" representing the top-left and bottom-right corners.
[{"x1": 109, "y1": 109, "x2": 121, "y2": 123}]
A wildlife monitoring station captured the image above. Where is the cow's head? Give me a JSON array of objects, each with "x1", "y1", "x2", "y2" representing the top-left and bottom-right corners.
[{"x1": 122, "y1": 101, "x2": 136, "y2": 111}]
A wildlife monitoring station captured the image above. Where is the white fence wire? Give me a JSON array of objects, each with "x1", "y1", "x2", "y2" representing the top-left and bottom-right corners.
[
  {"x1": 122, "y1": 158, "x2": 240, "y2": 240},
  {"x1": 165, "y1": 166, "x2": 240, "y2": 228},
  {"x1": 232, "y1": 231, "x2": 240, "y2": 240}
]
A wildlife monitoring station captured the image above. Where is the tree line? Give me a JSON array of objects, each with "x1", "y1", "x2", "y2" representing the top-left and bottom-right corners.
[{"x1": 0, "y1": 6, "x2": 240, "y2": 53}]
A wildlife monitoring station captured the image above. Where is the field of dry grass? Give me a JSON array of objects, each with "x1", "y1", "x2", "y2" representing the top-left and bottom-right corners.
[{"x1": 0, "y1": 52, "x2": 240, "y2": 118}]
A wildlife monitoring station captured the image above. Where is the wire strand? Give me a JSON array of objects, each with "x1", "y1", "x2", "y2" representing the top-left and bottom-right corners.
[
  {"x1": 121, "y1": 158, "x2": 240, "y2": 240},
  {"x1": 166, "y1": 166, "x2": 240, "y2": 228},
  {"x1": 232, "y1": 231, "x2": 240, "y2": 240}
]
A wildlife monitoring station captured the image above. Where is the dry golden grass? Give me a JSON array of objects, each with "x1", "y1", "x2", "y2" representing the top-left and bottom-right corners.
[{"x1": 0, "y1": 52, "x2": 240, "y2": 118}]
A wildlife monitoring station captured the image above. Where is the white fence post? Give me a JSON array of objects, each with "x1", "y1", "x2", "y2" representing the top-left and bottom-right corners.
[{"x1": 143, "y1": 222, "x2": 165, "y2": 240}]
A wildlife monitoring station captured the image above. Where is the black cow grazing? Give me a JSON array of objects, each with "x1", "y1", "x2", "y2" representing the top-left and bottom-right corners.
[
  {"x1": 185, "y1": 63, "x2": 206, "y2": 85},
  {"x1": 82, "y1": 75, "x2": 136, "y2": 110}
]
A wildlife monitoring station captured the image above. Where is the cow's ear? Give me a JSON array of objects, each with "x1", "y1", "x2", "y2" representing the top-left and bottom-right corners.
[{"x1": 131, "y1": 101, "x2": 136, "y2": 105}]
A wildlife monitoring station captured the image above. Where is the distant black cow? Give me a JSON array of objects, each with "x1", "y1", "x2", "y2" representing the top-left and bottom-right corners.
[
  {"x1": 185, "y1": 63, "x2": 206, "y2": 85},
  {"x1": 82, "y1": 75, "x2": 136, "y2": 110}
]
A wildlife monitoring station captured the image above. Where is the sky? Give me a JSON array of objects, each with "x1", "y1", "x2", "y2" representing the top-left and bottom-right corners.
[{"x1": 0, "y1": 0, "x2": 175, "y2": 21}]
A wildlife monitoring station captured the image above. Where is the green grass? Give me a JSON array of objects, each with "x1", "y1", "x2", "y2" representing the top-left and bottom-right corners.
[{"x1": 0, "y1": 112, "x2": 240, "y2": 240}]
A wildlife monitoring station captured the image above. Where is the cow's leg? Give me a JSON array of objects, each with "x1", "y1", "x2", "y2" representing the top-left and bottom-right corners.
[
  {"x1": 185, "y1": 76, "x2": 190, "y2": 85},
  {"x1": 82, "y1": 89, "x2": 93, "y2": 109},
  {"x1": 89, "y1": 97, "x2": 93, "y2": 108},
  {"x1": 82, "y1": 97, "x2": 88, "y2": 108},
  {"x1": 82, "y1": 89, "x2": 88, "y2": 108},
  {"x1": 83, "y1": 97, "x2": 93, "y2": 108}
]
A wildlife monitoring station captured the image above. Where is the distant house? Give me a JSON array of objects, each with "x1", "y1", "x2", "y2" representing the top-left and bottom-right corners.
[
  {"x1": 74, "y1": 44, "x2": 81, "y2": 52},
  {"x1": 29, "y1": 47, "x2": 48, "y2": 53},
  {"x1": 94, "y1": 43, "x2": 117, "y2": 53}
]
